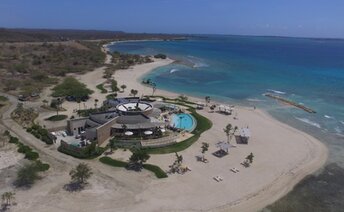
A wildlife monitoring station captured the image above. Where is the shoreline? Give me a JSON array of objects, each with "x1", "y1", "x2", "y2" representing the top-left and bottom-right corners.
[
  {"x1": 0, "y1": 42, "x2": 329, "y2": 212},
  {"x1": 113, "y1": 57, "x2": 328, "y2": 211}
]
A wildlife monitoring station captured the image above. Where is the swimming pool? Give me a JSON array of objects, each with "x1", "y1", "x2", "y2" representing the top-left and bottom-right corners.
[{"x1": 170, "y1": 113, "x2": 197, "y2": 132}]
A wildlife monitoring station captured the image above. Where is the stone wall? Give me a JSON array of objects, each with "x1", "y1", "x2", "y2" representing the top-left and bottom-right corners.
[{"x1": 96, "y1": 118, "x2": 118, "y2": 145}]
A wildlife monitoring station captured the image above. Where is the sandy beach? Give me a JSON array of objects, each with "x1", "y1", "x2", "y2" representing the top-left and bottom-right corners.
[
  {"x1": 110, "y1": 58, "x2": 329, "y2": 211},
  {"x1": 1, "y1": 56, "x2": 328, "y2": 212}
]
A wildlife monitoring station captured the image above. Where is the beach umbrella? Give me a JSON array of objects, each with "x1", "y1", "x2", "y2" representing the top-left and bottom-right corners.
[
  {"x1": 125, "y1": 131, "x2": 133, "y2": 136},
  {"x1": 144, "y1": 130, "x2": 153, "y2": 135}
]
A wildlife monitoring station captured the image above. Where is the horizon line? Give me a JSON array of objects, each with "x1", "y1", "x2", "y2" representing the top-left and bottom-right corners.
[{"x1": 2, "y1": 27, "x2": 344, "y2": 41}]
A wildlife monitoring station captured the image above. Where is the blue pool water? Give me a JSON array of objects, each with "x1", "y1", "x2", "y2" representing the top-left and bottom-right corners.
[{"x1": 170, "y1": 113, "x2": 196, "y2": 132}]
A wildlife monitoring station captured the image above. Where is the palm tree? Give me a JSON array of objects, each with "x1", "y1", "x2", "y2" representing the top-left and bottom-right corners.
[
  {"x1": 246, "y1": 153, "x2": 254, "y2": 164},
  {"x1": 94, "y1": 99, "x2": 99, "y2": 109},
  {"x1": 223, "y1": 124, "x2": 234, "y2": 143},
  {"x1": 205, "y1": 96, "x2": 211, "y2": 106},
  {"x1": 1, "y1": 191, "x2": 15, "y2": 207},
  {"x1": 175, "y1": 152, "x2": 183, "y2": 165},
  {"x1": 129, "y1": 150, "x2": 150, "y2": 169},
  {"x1": 120, "y1": 84, "x2": 127, "y2": 92},
  {"x1": 130, "y1": 89, "x2": 138, "y2": 97},
  {"x1": 178, "y1": 95, "x2": 188, "y2": 102},
  {"x1": 201, "y1": 142, "x2": 209, "y2": 160},
  {"x1": 55, "y1": 98, "x2": 62, "y2": 116},
  {"x1": 69, "y1": 163, "x2": 93, "y2": 185},
  {"x1": 151, "y1": 83, "x2": 157, "y2": 96},
  {"x1": 109, "y1": 139, "x2": 116, "y2": 153}
]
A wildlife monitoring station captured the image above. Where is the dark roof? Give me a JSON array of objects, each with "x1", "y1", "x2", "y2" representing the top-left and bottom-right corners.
[
  {"x1": 85, "y1": 119, "x2": 101, "y2": 128},
  {"x1": 104, "y1": 97, "x2": 141, "y2": 107},
  {"x1": 115, "y1": 114, "x2": 150, "y2": 125},
  {"x1": 89, "y1": 112, "x2": 118, "y2": 124}
]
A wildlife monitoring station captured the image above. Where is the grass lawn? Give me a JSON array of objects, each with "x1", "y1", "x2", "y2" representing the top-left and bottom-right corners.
[
  {"x1": 45, "y1": 114, "x2": 68, "y2": 121},
  {"x1": 0, "y1": 95, "x2": 8, "y2": 101},
  {"x1": 96, "y1": 83, "x2": 108, "y2": 93},
  {"x1": 142, "y1": 164, "x2": 168, "y2": 178}
]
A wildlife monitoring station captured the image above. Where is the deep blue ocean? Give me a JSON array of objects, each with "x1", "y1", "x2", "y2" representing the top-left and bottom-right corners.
[{"x1": 109, "y1": 36, "x2": 344, "y2": 211}]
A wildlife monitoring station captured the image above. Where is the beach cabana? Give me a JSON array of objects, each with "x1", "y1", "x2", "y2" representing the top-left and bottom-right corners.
[
  {"x1": 196, "y1": 102, "x2": 205, "y2": 109},
  {"x1": 213, "y1": 142, "x2": 230, "y2": 158},
  {"x1": 239, "y1": 127, "x2": 251, "y2": 144},
  {"x1": 218, "y1": 105, "x2": 232, "y2": 115},
  {"x1": 216, "y1": 141, "x2": 231, "y2": 152}
]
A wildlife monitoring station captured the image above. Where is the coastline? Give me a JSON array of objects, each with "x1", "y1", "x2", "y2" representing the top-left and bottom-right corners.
[
  {"x1": 113, "y1": 57, "x2": 328, "y2": 211},
  {"x1": 2, "y1": 52, "x2": 329, "y2": 212}
]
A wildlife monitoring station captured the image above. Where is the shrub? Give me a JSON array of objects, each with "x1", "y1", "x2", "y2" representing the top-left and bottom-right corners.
[
  {"x1": 0, "y1": 95, "x2": 8, "y2": 101},
  {"x1": 25, "y1": 151, "x2": 39, "y2": 160},
  {"x1": 17, "y1": 145, "x2": 32, "y2": 154},
  {"x1": 106, "y1": 93, "x2": 118, "y2": 100},
  {"x1": 26, "y1": 124, "x2": 53, "y2": 145},
  {"x1": 52, "y1": 77, "x2": 93, "y2": 98},
  {"x1": 154, "y1": 54, "x2": 167, "y2": 59},
  {"x1": 34, "y1": 160, "x2": 50, "y2": 172},
  {"x1": 45, "y1": 114, "x2": 68, "y2": 121},
  {"x1": 99, "y1": 157, "x2": 167, "y2": 179},
  {"x1": 99, "y1": 156, "x2": 128, "y2": 167},
  {"x1": 143, "y1": 164, "x2": 168, "y2": 178},
  {"x1": 96, "y1": 83, "x2": 108, "y2": 93},
  {"x1": 9, "y1": 136, "x2": 19, "y2": 144},
  {"x1": 15, "y1": 163, "x2": 40, "y2": 188},
  {"x1": 42, "y1": 135, "x2": 53, "y2": 145}
]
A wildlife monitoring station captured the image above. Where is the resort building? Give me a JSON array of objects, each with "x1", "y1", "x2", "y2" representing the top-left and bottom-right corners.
[{"x1": 65, "y1": 97, "x2": 187, "y2": 148}]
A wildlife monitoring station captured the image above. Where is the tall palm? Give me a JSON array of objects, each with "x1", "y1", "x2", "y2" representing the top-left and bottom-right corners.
[
  {"x1": 205, "y1": 96, "x2": 211, "y2": 106},
  {"x1": 94, "y1": 99, "x2": 99, "y2": 109},
  {"x1": 120, "y1": 84, "x2": 127, "y2": 92},
  {"x1": 175, "y1": 152, "x2": 183, "y2": 165},
  {"x1": 201, "y1": 142, "x2": 209, "y2": 160},
  {"x1": 224, "y1": 124, "x2": 233, "y2": 143},
  {"x1": 109, "y1": 139, "x2": 116, "y2": 153},
  {"x1": 1, "y1": 191, "x2": 15, "y2": 206},
  {"x1": 56, "y1": 98, "x2": 62, "y2": 116},
  {"x1": 151, "y1": 83, "x2": 157, "y2": 96}
]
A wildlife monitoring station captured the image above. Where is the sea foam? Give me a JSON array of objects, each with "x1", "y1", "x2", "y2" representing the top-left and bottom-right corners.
[
  {"x1": 267, "y1": 89, "x2": 286, "y2": 95},
  {"x1": 170, "y1": 68, "x2": 179, "y2": 74},
  {"x1": 247, "y1": 98, "x2": 265, "y2": 102},
  {"x1": 295, "y1": 117, "x2": 321, "y2": 128}
]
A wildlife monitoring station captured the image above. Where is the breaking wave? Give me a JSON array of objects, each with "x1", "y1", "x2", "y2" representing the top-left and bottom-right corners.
[
  {"x1": 170, "y1": 68, "x2": 179, "y2": 74},
  {"x1": 295, "y1": 117, "x2": 321, "y2": 128},
  {"x1": 267, "y1": 89, "x2": 286, "y2": 95}
]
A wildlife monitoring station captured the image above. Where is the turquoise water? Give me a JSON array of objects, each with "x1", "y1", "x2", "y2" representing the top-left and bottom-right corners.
[
  {"x1": 170, "y1": 113, "x2": 196, "y2": 132},
  {"x1": 108, "y1": 36, "x2": 344, "y2": 210},
  {"x1": 109, "y1": 36, "x2": 344, "y2": 161}
]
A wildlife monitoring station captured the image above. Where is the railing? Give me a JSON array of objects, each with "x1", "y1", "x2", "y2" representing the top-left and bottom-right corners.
[{"x1": 140, "y1": 134, "x2": 178, "y2": 147}]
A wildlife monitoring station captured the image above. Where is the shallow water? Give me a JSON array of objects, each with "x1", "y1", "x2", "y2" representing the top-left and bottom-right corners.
[{"x1": 108, "y1": 35, "x2": 344, "y2": 210}]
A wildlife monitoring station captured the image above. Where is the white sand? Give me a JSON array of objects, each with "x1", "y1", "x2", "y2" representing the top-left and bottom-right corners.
[
  {"x1": 7, "y1": 56, "x2": 328, "y2": 212},
  {"x1": 111, "y1": 58, "x2": 328, "y2": 211}
]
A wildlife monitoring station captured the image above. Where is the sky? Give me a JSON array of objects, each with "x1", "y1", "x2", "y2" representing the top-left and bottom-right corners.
[{"x1": 1, "y1": 0, "x2": 344, "y2": 38}]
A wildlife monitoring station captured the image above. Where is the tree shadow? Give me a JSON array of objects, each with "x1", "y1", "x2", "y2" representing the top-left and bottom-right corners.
[
  {"x1": 126, "y1": 163, "x2": 143, "y2": 172},
  {"x1": 63, "y1": 182, "x2": 85, "y2": 192}
]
